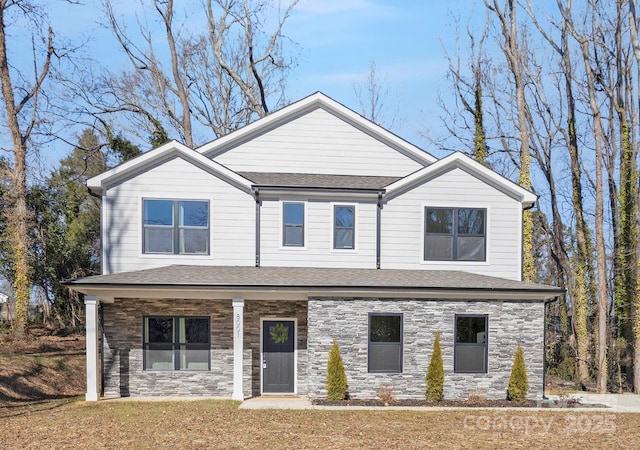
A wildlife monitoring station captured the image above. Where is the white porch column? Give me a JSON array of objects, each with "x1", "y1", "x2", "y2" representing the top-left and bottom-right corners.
[
  {"x1": 232, "y1": 297, "x2": 245, "y2": 401},
  {"x1": 85, "y1": 295, "x2": 100, "y2": 401}
]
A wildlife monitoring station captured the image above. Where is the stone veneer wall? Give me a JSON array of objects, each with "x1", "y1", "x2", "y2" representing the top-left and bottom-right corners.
[
  {"x1": 306, "y1": 298, "x2": 545, "y2": 401},
  {"x1": 102, "y1": 298, "x2": 307, "y2": 398}
]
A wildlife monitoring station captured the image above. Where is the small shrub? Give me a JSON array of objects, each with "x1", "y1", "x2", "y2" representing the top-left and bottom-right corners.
[
  {"x1": 425, "y1": 331, "x2": 444, "y2": 402},
  {"x1": 466, "y1": 390, "x2": 486, "y2": 404},
  {"x1": 507, "y1": 343, "x2": 529, "y2": 402},
  {"x1": 325, "y1": 337, "x2": 348, "y2": 400},
  {"x1": 376, "y1": 383, "x2": 395, "y2": 404}
]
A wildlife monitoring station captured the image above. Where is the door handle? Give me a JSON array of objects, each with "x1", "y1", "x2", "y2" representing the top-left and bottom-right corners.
[{"x1": 263, "y1": 359, "x2": 267, "y2": 369}]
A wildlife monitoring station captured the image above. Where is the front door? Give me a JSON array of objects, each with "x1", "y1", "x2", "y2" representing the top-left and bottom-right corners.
[{"x1": 262, "y1": 320, "x2": 295, "y2": 393}]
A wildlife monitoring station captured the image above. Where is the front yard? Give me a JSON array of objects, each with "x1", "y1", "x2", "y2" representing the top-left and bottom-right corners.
[
  {"x1": 1, "y1": 330, "x2": 638, "y2": 449},
  {"x1": 1, "y1": 399, "x2": 639, "y2": 449}
]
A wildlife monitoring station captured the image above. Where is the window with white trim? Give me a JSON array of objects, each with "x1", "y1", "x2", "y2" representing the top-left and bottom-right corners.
[
  {"x1": 143, "y1": 199, "x2": 209, "y2": 254},
  {"x1": 283, "y1": 202, "x2": 304, "y2": 247},
  {"x1": 424, "y1": 207, "x2": 486, "y2": 261},
  {"x1": 143, "y1": 316, "x2": 210, "y2": 371},
  {"x1": 334, "y1": 205, "x2": 355, "y2": 249}
]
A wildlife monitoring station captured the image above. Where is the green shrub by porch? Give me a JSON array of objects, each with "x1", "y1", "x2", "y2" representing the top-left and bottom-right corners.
[
  {"x1": 425, "y1": 331, "x2": 444, "y2": 402},
  {"x1": 325, "y1": 337, "x2": 348, "y2": 400},
  {"x1": 507, "y1": 343, "x2": 529, "y2": 402}
]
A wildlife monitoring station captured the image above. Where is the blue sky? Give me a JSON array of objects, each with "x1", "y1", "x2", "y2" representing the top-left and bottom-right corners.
[
  {"x1": 41, "y1": 0, "x2": 487, "y2": 158},
  {"x1": 284, "y1": 0, "x2": 464, "y2": 151}
]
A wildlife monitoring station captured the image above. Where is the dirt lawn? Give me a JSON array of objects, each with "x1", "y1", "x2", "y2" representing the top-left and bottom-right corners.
[{"x1": 1, "y1": 329, "x2": 639, "y2": 449}]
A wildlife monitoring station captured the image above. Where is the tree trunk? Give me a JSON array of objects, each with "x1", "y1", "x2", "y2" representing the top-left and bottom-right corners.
[
  {"x1": 0, "y1": 3, "x2": 30, "y2": 336},
  {"x1": 0, "y1": 2, "x2": 53, "y2": 336}
]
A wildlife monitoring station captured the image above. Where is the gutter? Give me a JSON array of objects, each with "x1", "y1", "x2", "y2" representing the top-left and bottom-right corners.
[{"x1": 250, "y1": 185, "x2": 383, "y2": 198}]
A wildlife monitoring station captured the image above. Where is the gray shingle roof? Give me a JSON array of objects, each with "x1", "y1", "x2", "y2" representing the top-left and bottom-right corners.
[
  {"x1": 238, "y1": 172, "x2": 401, "y2": 190},
  {"x1": 65, "y1": 265, "x2": 563, "y2": 296}
]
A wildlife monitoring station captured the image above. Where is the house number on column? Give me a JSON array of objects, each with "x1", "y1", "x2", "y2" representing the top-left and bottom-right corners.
[{"x1": 235, "y1": 312, "x2": 241, "y2": 338}]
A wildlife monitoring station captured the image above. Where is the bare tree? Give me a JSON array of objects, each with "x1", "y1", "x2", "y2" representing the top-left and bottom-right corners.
[
  {"x1": 486, "y1": 0, "x2": 535, "y2": 283},
  {"x1": 0, "y1": 0, "x2": 55, "y2": 335},
  {"x1": 353, "y1": 60, "x2": 400, "y2": 129},
  {"x1": 99, "y1": 0, "x2": 298, "y2": 146},
  {"x1": 627, "y1": 0, "x2": 640, "y2": 393}
]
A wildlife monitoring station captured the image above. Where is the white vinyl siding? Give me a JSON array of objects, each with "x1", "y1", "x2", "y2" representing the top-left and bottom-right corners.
[
  {"x1": 260, "y1": 198, "x2": 377, "y2": 268},
  {"x1": 212, "y1": 108, "x2": 424, "y2": 176},
  {"x1": 102, "y1": 157, "x2": 255, "y2": 274},
  {"x1": 381, "y1": 168, "x2": 522, "y2": 280}
]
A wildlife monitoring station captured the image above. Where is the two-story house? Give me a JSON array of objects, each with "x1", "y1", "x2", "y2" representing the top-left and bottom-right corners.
[{"x1": 66, "y1": 93, "x2": 562, "y2": 402}]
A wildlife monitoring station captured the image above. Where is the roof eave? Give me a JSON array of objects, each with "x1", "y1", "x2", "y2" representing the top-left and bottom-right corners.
[{"x1": 65, "y1": 282, "x2": 563, "y2": 302}]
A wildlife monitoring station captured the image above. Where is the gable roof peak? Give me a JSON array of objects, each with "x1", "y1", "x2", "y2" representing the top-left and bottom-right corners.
[
  {"x1": 196, "y1": 91, "x2": 437, "y2": 165},
  {"x1": 386, "y1": 151, "x2": 537, "y2": 207},
  {"x1": 86, "y1": 140, "x2": 252, "y2": 195}
]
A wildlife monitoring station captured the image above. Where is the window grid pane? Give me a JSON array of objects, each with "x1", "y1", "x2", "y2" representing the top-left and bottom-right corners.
[{"x1": 144, "y1": 227, "x2": 174, "y2": 253}]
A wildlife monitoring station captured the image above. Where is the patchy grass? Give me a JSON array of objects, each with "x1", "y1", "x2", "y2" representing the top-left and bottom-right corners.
[
  {"x1": 1, "y1": 399, "x2": 639, "y2": 449},
  {"x1": 1, "y1": 329, "x2": 639, "y2": 448},
  {"x1": 0, "y1": 327, "x2": 85, "y2": 410}
]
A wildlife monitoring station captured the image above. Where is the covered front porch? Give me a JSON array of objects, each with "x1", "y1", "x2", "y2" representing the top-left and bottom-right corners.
[
  {"x1": 83, "y1": 294, "x2": 308, "y2": 402},
  {"x1": 66, "y1": 265, "x2": 564, "y2": 402}
]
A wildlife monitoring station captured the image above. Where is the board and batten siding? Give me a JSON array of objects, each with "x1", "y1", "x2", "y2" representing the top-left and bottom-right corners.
[
  {"x1": 381, "y1": 168, "x2": 523, "y2": 280},
  {"x1": 101, "y1": 157, "x2": 255, "y2": 274},
  {"x1": 258, "y1": 197, "x2": 378, "y2": 269},
  {"x1": 212, "y1": 108, "x2": 425, "y2": 176}
]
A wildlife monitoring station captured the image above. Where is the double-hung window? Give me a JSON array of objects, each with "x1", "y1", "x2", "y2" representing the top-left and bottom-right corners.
[
  {"x1": 143, "y1": 199, "x2": 209, "y2": 254},
  {"x1": 454, "y1": 315, "x2": 488, "y2": 373},
  {"x1": 283, "y1": 202, "x2": 304, "y2": 247},
  {"x1": 334, "y1": 205, "x2": 355, "y2": 249},
  {"x1": 143, "y1": 316, "x2": 211, "y2": 371},
  {"x1": 424, "y1": 207, "x2": 486, "y2": 261},
  {"x1": 368, "y1": 313, "x2": 403, "y2": 373}
]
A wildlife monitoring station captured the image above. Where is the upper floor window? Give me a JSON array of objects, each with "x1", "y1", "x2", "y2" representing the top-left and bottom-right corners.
[
  {"x1": 424, "y1": 207, "x2": 486, "y2": 261},
  {"x1": 368, "y1": 313, "x2": 403, "y2": 373},
  {"x1": 143, "y1": 199, "x2": 209, "y2": 254},
  {"x1": 143, "y1": 316, "x2": 211, "y2": 371},
  {"x1": 454, "y1": 315, "x2": 488, "y2": 373},
  {"x1": 283, "y1": 202, "x2": 304, "y2": 247},
  {"x1": 334, "y1": 205, "x2": 355, "y2": 249}
]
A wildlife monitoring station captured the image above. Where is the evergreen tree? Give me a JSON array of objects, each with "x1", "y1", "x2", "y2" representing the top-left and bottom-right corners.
[
  {"x1": 507, "y1": 344, "x2": 529, "y2": 402},
  {"x1": 426, "y1": 331, "x2": 444, "y2": 402},
  {"x1": 325, "y1": 338, "x2": 348, "y2": 401},
  {"x1": 26, "y1": 128, "x2": 142, "y2": 328}
]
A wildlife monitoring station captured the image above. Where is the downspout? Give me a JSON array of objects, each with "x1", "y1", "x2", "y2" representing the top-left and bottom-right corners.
[
  {"x1": 376, "y1": 191, "x2": 383, "y2": 269},
  {"x1": 253, "y1": 188, "x2": 261, "y2": 267},
  {"x1": 543, "y1": 296, "x2": 559, "y2": 400},
  {"x1": 99, "y1": 303, "x2": 104, "y2": 396}
]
